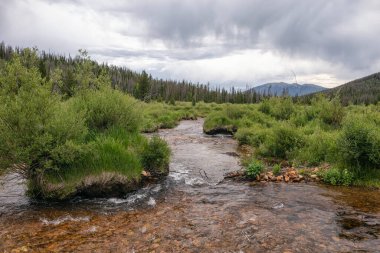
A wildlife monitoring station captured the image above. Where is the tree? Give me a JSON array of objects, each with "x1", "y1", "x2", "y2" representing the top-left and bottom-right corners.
[{"x1": 136, "y1": 70, "x2": 151, "y2": 101}]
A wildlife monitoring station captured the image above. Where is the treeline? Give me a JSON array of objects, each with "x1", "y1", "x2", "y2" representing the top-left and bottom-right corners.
[{"x1": 0, "y1": 42, "x2": 264, "y2": 104}]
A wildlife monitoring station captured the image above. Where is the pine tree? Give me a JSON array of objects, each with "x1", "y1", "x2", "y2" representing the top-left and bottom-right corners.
[{"x1": 136, "y1": 70, "x2": 151, "y2": 101}]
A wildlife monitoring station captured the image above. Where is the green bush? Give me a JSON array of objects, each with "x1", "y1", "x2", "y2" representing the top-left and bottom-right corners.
[
  {"x1": 141, "y1": 136, "x2": 171, "y2": 176},
  {"x1": 258, "y1": 97, "x2": 294, "y2": 120},
  {"x1": 73, "y1": 87, "x2": 140, "y2": 133},
  {"x1": 259, "y1": 124, "x2": 304, "y2": 159},
  {"x1": 225, "y1": 104, "x2": 247, "y2": 119},
  {"x1": 0, "y1": 53, "x2": 69, "y2": 172},
  {"x1": 235, "y1": 126, "x2": 269, "y2": 147},
  {"x1": 337, "y1": 115, "x2": 380, "y2": 172},
  {"x1": 320, "y1": 168, "x2": 354, "y2": 186},
  {"x1": 203, "y1": 112, "x2": 235, "y2": 133},
  {"x1": 296, "y1": 130, "x2": 338, "y2": 166},
  {"x1": 289, "y1": 110, "x2": 309, "y2": 127},
  {"x1": 271, "y1": 97, "x2": 294, "y2": 120},
  {"x1": 258, "y1": 99, "x2": 271, "y2": 115},
  {"x1": 312, "y1": 96, "x2": 345, "y2": 127},
  {"x1": 273, "y1": 164, "x2": 281, "y2": 175},
  {"x1": 246, "y1": 159, "x2": 264, "y2": 179}
]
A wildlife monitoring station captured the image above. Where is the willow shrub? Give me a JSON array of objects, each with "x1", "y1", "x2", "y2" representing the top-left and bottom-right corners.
[
  {"x1": 141, "y1": 136, "x2": 171, "y2": 177},
  {"x1": 295, "y1": 130, "x2": 338, "y2": 166},
  {"x1": 258, "y1": 124, "x2": 305, "y2": 160},
  {"x1": 337, "y1": 114, "x2": 380, "y2": 173}
]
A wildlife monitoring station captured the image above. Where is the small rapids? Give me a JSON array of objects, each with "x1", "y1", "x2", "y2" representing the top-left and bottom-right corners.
[{"x1": 1, "y1": 119, "x2": 380, "y2": 252}]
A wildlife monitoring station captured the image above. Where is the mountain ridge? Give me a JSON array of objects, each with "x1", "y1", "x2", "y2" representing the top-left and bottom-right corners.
[{"x1": 249, "y1": 82, "x2": 327, "y2": 97}]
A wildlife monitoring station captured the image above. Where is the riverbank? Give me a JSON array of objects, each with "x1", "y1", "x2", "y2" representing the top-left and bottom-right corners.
[{"x1": 202, "y1": 98, "x2": 380, "y2": 189}]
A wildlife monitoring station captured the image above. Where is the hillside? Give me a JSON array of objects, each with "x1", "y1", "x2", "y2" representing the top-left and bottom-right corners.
[
  {"x1": 250, "y1": 82, "x2": 326, "y2": 97},
  {"x1": 305, "y1": 72, "x2": 380, "y2": 105}
]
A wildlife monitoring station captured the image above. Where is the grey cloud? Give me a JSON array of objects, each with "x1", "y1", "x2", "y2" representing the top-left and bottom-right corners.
[
  {"x1": 91, "y1": 46, "x2": 227, "y2": 61},
  {"x1": 2, "y1": 0, "x2": 380, "y2": 85},
  {"x1": 90, "y1": 0, "x2": 380, "y2": 70}
]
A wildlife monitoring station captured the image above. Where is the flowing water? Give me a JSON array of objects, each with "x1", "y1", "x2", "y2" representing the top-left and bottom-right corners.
[{"x1": 1, "y1": 119, "x2": 380, "y2": 252}]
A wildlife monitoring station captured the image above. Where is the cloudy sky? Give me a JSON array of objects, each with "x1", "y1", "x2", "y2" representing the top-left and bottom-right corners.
[{"x1": 1, "y1": 0, "x2": 380, "y2": 88}]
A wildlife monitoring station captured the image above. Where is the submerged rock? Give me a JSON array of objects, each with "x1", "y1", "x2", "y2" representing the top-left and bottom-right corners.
[{"x1": 203, "y1": 126, "x2": 236, "y2": 135}]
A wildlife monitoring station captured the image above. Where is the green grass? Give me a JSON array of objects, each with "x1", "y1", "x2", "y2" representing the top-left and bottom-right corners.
[
  {"x1": 353, "y1": 169, "x2": 380, "y2": 188},
  {"x1": 142, "y1": 101, "x2": 223, "y2": 132}
]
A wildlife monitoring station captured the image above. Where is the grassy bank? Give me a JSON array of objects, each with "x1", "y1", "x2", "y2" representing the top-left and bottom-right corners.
[
  {"x1": 203, "y1": 97, "x2": 380, "y2": 188},
  {"x1": 0, "y1": 50, "x2": 170, "y2": 200},
  {"x1": 142, "y1": 101, "x2": 223, "y2": 132}
]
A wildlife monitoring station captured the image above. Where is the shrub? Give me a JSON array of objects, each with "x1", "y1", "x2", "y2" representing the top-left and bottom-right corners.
[
  {"x1": 0, "y1": 53, "x2": 72, "y2": 172},
  {"x1": 312, "y1": 96, "x2": 345, "y2": 127},
  {"x1": 296, "y1": 130, "x2": 338, "y2": 166},
  {"x1": 271, "y1": 97, "x2": 294, "y2": 120},
  {"x1": 320, "y1": 167, "x2": 354, "y2": 186},
  {"x1": 273, "y1": 164, "x2": 281, "y2": 175},
  {"x1": 259, "y1": 124, "x2": 304, "y2": 159},
  {"x1": 235, "y1": 126, "x2": 269, "y2": 147},
  {"x1": 158, "y1": 115, "x2": 179, "y2": 129},
  {"x1": 225, "y1": 104, "x2": 247, "y2": 119},
  {"x1": 246, "y1": 159, "x2": 264, "y2": 179},
  {"x1": 258, "y1": 99, "x2": 271, "y2": 115},
  {"x1": 141, "y1": 136, "x2": 171, "y2": 176},
  {"x1": 73, "y1": 87, "x2": 141, "y2": 133},
  {"x1": 203, "y1": 112, "x2": 235, "y2": 134},
  {"x1": 337, "y1": 115, "x2": 380, "y2": 172},
  {"x1": 289, "y1": 110, "x2": 309, "y2": 127}
]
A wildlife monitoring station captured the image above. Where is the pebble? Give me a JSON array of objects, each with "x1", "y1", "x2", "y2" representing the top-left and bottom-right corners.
[{"x1": 140, "y1": 226, "x2": 147, "y2": 233}]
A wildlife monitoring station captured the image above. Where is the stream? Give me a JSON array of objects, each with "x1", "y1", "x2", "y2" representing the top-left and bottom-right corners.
[{"x1": 1, "y1": 119, "x2": 380, "y2": 252}]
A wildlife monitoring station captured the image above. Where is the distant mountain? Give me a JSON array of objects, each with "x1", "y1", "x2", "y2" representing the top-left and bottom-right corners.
[
  {"x1": 249, "y1": 82, "x2": 327, "y2": 97},
  {"x1": 302, "y1": 72, "x2": 380, "y2": 105}
]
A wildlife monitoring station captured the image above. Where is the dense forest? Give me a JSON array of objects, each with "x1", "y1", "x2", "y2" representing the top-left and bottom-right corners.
[{"x1": 0, "y1": 42, "x2": 264, "y2": 104}]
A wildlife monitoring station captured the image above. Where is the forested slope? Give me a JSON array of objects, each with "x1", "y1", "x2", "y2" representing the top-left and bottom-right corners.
[{"x1": 302, "y1": 72, "x2": 380, "y2": 105}]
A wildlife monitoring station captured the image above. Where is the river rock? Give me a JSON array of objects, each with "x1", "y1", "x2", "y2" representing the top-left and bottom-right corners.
[
  {"x1": 292, "y1": 177, "x2": 300, "y2": 182},
  {"x1": 141, "y1": 170, "x2": 151, "y2": 177},
  {"x1": 276, "y1": 176, "x2": 283, "y2": 182},
  {"x1": 310, "y1": 174, "x2": 318, "y2": 179},
  {"x1": 284, "y1": 175, "x2": 290, "y2": 183}
]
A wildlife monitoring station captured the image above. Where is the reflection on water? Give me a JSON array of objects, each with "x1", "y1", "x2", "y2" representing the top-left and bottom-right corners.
[{"x1": 1, "y1": 119, "x2": 380, "y2": 252}]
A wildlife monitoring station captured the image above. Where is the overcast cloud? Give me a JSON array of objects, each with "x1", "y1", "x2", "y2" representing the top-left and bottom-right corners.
[{"x1": 1, "y1": 0, "x2": 380, "y2": 88}]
